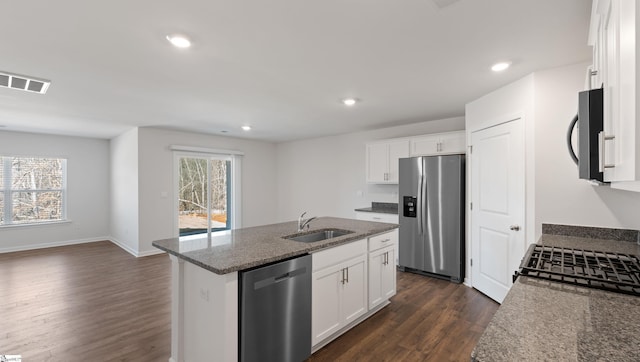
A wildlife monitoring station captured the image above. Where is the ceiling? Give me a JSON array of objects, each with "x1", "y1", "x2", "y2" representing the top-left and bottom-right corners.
[{"x1": 0, "y1": 0, "x2": 592, "y2": 142}]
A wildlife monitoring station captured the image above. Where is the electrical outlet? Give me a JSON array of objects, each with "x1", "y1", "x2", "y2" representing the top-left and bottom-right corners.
[{"x1": 200, "y1": 288, "x2": 209, "y2": 301}]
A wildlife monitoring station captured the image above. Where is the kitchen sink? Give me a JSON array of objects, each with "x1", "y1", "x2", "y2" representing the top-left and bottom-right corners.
[{"x1": 284, "y1": 229, "x2": 354, "y2": 243}]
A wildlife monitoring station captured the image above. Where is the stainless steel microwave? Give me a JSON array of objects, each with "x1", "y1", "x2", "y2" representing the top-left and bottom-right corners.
[{"x1": 567, "y1": 88, "x2": 605, "y2": 183}]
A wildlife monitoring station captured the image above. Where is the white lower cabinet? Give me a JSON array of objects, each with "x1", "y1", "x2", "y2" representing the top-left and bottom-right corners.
[
  {"x1": 368, "y1": 230, "x2": 397, "y2": 309},
  {"x1": 368, "y1": 245, "x2": 396, "y2": 309},
  {"x1": 311, "y1": 231, "x2": 398, "y2": 348},
  {"x1": 312, "y1": 240, "x2": 367, "y2": 347}
]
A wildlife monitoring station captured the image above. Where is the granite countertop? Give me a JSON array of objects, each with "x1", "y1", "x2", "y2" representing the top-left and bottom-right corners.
[
  {"x1": 471, "y1": 225, "x2": 640, "y2": 361},
  {"x1": 152, "y1": 217, "x2": 398, "y2": 275},
  {"x1": 354, "y1": 202, "x2": 399, "y2": 215}
]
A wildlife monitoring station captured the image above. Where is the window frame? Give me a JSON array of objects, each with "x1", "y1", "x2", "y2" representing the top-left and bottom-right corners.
[{"x1": 0, "y1": 156, "x2": 68, "y2": 227}]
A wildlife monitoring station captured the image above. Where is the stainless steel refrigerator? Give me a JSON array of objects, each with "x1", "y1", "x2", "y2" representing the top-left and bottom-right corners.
[{"x1": 398, "y1": 155, "x2": 465, "y2": 283}]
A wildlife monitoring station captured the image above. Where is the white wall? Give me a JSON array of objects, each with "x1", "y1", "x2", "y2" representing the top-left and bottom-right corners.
[
  {"x1": 275, "y1": 117, "x2": 465, "y2": 222},
  {"x1": 137, "y1": 127, "x2": 278, "y2": 255},
  {"x1": 534, "y1": 63, "x2": 640, "y2": 234},
  {"x1": 109, "y1": 128, "x2": 140, "y2": 255},
  {"x1": 466, "y1": 74, "x2": 536, "y2": 244},
  {"x1": 0, "y1": 131, "x2": 110, "y2": 252},
  {"x1": 466, "y1": 61, "x2": 640, "y2": 243}
]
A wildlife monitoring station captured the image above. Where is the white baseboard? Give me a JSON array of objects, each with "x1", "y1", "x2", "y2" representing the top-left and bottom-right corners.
[
  {"x1": 0, "y1": 235, "x2": 166, "y2": 258},
  {"x1": 0, "y1": 236, "x2": 108, "y2": 254},
  {"x1": 108, "y1": 237, "x2": 139, "y2": 257},
  {"x1": 108, "y1": 238, "x2": 165, "y2": 258},
  {"x1": 138, "y1": 248, "x2": 165, "y2": 257}
]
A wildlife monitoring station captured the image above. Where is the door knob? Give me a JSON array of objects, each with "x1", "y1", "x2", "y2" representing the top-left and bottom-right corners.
[{"x1": 510, "y1": 225, "x2": 520, "y2": 231}]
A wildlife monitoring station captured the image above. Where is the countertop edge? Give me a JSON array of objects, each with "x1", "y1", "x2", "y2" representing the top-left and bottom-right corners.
[
  {"x1": 471, "y1": 231, "x2": 640, "y2": 362},
  {"x1": 354, "y1": 207, "x2": 399, "y2": 215},
  {"x1": 152, "y1": 223, "x2": 398, "y2": 275}
]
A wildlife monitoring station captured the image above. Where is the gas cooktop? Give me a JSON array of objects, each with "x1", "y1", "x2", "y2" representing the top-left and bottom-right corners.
[{"x1": 515, "y1": 244, "x2": 640, "y2": 297}]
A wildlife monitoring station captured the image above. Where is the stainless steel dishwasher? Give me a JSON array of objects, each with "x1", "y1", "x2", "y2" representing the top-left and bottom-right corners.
[{"x1": 239, "y1": 254, "x2": 312, "y2": 362}]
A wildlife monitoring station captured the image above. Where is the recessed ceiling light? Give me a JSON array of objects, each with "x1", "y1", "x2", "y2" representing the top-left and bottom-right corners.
[
  {"x1": 241, "y1": 126, "x2": 251, "y2": 131},
  {"x1": 491, "y1": 62, "x2": 511, "y2": 72},
  {"x1": 166, "y1": 34, "x2": 192, "y2": 48},
  {"x1": 342, "y1": 98, "x2": 360, "y2": 106}
]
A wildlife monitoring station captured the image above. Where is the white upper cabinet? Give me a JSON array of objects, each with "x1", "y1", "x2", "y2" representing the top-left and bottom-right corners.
[
  {"x1": 366, "y1": 140, "x2": 409, "y2": 184},
  {"x1": 366, "y1": 131, "x2": 466, "y2": 184},
  {"x1": 590, "y1": 0, "x2": 640, "y2": 191},
  {"x1": 410, "y1": 131, "x2": 466, "y2": 156}
]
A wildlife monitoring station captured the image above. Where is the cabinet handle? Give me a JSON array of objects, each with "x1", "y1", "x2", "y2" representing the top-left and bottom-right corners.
[
  {"x1": 383, "y1": 252, "x2": 387, "y2": 265},
  {"x1": 341, "y1": 268, "x2": 345, "y2": 284},
  {"x1": 372, "y1": 217, "x2": 381, "y2": 220},
  {"x1": 345, "y1": 267, "x2": 349, "y2": 283},
  {"x1": 598, "y1": 131, "x2": 616, "y2": 172},
  {"x1": 437, "y1": 142, "x2": 442, "y2": 152},
  {"x1": 381, "y1": 238, "x2": 390, "y2": 243}
]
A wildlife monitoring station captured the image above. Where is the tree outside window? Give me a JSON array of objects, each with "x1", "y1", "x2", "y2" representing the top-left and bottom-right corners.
[{"x1": 0, "y1": 156, "x2": 66, "y2": 225}]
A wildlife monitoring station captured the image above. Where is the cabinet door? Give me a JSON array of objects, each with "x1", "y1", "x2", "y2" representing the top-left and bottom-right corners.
[
  {"x1": 439, "y1": 132, "x2": 466, "y2": 154},
  {"x1": 387, "y1": 140, "x2": 410, "y2": 183},
  {"x1": 381, "y1": 247, "x2": 397, "y2": 301},
  {"x1": 410, "y1": 135, "x2": 439, "y2": 156},
  {"x1": 341, "y1": 255, "x2": 367, "y2": 325},
  {"x1": 368, "y1": 246, "x2": 396, "y2": 309},
  {"x1": 311, "y1": 265, "x2": 342, "y2": 346},
  {"x1": 598, "y1": 0, "x2": 640, "y2": 188},
  {"x1": 368, "y1": 249, "x2": 385, "y2": 309},
  {"x1": 602, "y1": 0, "x2": 619, "y2": 182},
  {"x1": 366, "y1": 143, "x2": 389, "y2": 183}
]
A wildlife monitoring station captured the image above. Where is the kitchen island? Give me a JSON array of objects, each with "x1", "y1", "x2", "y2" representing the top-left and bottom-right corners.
[
  {"x1": 153, "y1": 217, "x2": 398, "y2": 362},
  {"x1": 471, "y1": 225, "x2": 640, "y2": 361}
]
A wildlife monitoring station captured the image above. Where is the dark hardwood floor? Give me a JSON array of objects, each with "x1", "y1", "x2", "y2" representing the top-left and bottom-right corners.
[
  {"x1": 0, "y1": 241, "x2": 172, "y2": 361},
  {"x1": 309, "y1": 272, "x2": 499, "y2": 362},
  {"x1": 0, "y1": 241, "x2": 498, "y2": 361}
]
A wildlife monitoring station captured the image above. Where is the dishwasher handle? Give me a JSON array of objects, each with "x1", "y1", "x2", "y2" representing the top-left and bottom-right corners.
[{"x1": 253, "y1": 266, "x2": 307, "y2": 290}]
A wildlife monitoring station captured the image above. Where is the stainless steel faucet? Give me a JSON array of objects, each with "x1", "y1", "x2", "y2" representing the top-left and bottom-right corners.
[{"x1": 297, "y1": 212, "x2": 316, "y2": 232}]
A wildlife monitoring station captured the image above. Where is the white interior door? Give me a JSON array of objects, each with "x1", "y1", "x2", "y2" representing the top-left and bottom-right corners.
[{"x1": 470, "y1": 119, "x2": 525, "y2": 303}]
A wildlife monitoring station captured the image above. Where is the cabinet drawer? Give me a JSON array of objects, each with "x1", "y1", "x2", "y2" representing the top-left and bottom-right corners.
[
  {"x1": 313, "y1": 239, "x2": 366, "y2": 272},
  {"x1": 368, "y1": 230, "x2": 398, "y2": 252},
  {"x1": 355, "y1": 211, "x2": 399, "y2": 224}
]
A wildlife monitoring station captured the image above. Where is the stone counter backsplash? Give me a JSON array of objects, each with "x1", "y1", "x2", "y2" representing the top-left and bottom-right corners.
[{"x1": 542, "y1": 223, "x2": 639, "y2": 243}]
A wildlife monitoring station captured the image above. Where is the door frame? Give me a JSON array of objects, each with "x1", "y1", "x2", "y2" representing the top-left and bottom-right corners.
[{"x1": 172, "y1": 150, "x2": 243, "y2": 239}]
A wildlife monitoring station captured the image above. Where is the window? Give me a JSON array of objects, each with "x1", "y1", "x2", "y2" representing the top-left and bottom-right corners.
[
  {"x1": 174, "y1": 149, "x2": 242, "y2": 239},
  {"x1": 0, "y1": 156, "x2": 66, "y2": 226}
]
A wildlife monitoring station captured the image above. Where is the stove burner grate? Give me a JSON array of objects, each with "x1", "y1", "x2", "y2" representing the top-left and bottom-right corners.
[{"x1": 517, "y1": 244, "x2": 640, "y2": 296}]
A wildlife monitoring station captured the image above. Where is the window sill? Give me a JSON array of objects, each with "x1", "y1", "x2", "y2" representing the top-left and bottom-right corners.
[{"x1": 0, "y1": 220, "x2": 72, "y2": 229}]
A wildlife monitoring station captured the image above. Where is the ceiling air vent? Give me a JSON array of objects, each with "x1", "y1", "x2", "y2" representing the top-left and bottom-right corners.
[
  {"x1": 432, "y1": 0, "x2": 460, "y2": 9},
  {"x1": 0, "y1": 71, "x2": 51, "y2": 94}
]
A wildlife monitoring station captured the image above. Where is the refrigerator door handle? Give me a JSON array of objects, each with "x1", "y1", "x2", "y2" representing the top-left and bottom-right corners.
[
  {"x1": 417, "y1": 157, "x2": 424, "y2": 235},
  {"x1": 420, "y1": 157, "x2": 428, "y2": 235}
]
